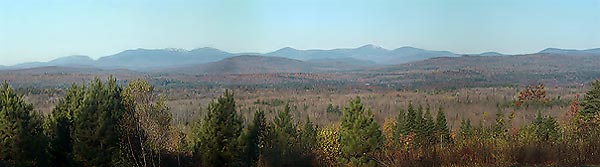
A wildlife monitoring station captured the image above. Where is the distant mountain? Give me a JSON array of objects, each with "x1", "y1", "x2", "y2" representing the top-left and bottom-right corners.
[
  {"x1": 0, "y1": 66, "x2": 131, "y2": 75},
  {"x1": 10, "y1": 62, "x2": 45, "y2": 69},
  {"x1": 265, "y1": 44, "x2": 458, "y2": 64},
  {"x1": 4, "y1": 45, "x2": 600, "y2": 72},
  {"x1": 386, "y1": 47, "x2": 457, "y2": 63},
  {"x1": 538, "y1": 48, "x2": 600, "y2": 55},
  {"x1": 9, "y1": 55, "x2": 95, "y2": 69},
  {"x1": 375, "y1": 53, "x2": 600, "y2": 73},
  {"x1": 353, "y1": 53, "x2": 600, "y2": 89},
  {"x1": 479, "y1": 52, "x2": 505, "y2": 56},
  {"x1": 96, "y1": 47, "x2": 235, "y2": 70},
  {"x1": 48, "y1": 55, "x2": 95, "y2": 67},
  {"x1": 164, "y1": 55, "x2": 373, "y2": 74},
  {"x1": 460, "y1": 52, "x2": 505, "y2": 57},
  {"x1": 6, "y1": 47, "x2": 236, "y2": 71},
  {"x1": 167, "y1": 55, "x2": 316, "y2": 74},
  {"x1": 307, "y1": 57, "x2": 378, "y2": 68}
]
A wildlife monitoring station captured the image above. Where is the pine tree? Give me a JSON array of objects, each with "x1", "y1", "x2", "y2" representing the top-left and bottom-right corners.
[
  {"x1": 531, "y1": 112, "x2": 559, "y2": 142},
  {"x1": 72, "y1": 77, "x2": 126, "y2": 166},
  {"x1": 421, "y1": 105, "x2": 435, "y2": 145},
  {"x1": 339, "y1": 97, "x2": 382, "y2": 166},
  {"x1": 299, "y1": 115, "x2": 318, "y2": 165},
  {"x1": 266, "y1": 103, "x2": 305, "y2": 166},
  {"x1": 492, "y1": 110, "x2": 506, "y2": 138},
  {"x1": 580, "y1": 80, "x2": 600, "y2": 121},
  {"x1": 0, "y1": 82, "x2": 49, "y2": 167},
  {"x1": 273, "y1": 104, "x2": 296, "y2": 138},
  {"x1": 393, "y1": 108, "x2": 407, "y2": 142},
  {"x1": 193, "y1": 90, "x2": 243, "y2": 167},
  {"x1": 47, "y1": 83, "x2": 85, "y2": 167},
  {"x1": 405, "y1": 103, "x2": 417, "y2": 134},
  {"x1": 300, "y1": 115, "x2": 317, "y2": 152},
  {"x1": 435, "y1": 107, "x2": 451, "y2": 144},
  {"x1": 459, "y1": 118, "x2": 473, "y2": 139},
  {"x1": 242, "y1": 109, "x2": 268, "y2": 166}
]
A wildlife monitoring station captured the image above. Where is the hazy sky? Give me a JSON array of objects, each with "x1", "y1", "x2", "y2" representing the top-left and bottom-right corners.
[{"x1": 1, "y1": 0, "x2": 599, "y2": 65}]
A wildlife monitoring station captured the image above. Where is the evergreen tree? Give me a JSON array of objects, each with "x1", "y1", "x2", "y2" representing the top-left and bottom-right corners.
[
  {"x1": 459, "y1": 118, "x2": 473, "y2": 139},
  {"x1": 339, "y1": 97, "x2": 382, "y2": 166},
  {"x1": 435, "y1": 107, "x2": 451, "y2": 144},
  {"x1": 300, "y1": 115, "x2": 317, "y2": 152},
  {"x1": 242, "y1": 109, "x2": 268, "y2": 166},
  {"x1": 299, "y1": 115, "x2": 318, "y2": 165},
  {"x1": 393, "y1": 108, "x2": 407, "y2": 142},
  {"x1": 421, "y1": 105, "x2": 435, "y2": 145},
  {"x1": 414, "y1": 104, "x2": 425, "y2": 140},
  {"x1": 580, "y1": 80, "x2": 600, "y2": 122},
  {"x1": 266, "y1": 104, "x2": 305, "y2": 166},
  {"x1": 492, "y1": 110, "x2": 506, "y2": 138},
  {"x1": 193, "y1": 90, "x2": 243, "y2": 167},
  {"x1": 72, "y1": 77, "x2": 126, "y2": 166},
  {"x1": 531, "y1": 113, "x2": 560, "y2": 142},
  {"x1": 0, "y1": 82, "x2": 48, "y2": 167},
  {"x1": 46, "y1": 84, "x2": 85, "y2": 167},
  {"x1": 405, "y1": 103, "x2": 417, "y2": 135}
]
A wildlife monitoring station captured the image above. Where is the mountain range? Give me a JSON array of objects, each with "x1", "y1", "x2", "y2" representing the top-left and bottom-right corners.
[
  {"x1": 538, "y1": 48, "x2": 600, "y2": 55},
  {"x1": 2, "y1": 45, "x2": 599, "y2": 73}
]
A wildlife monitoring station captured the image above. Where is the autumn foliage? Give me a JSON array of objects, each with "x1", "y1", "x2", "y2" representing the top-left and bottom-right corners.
[{"x1": 1, "y1": 78, "x2": 600, "y2": 166}]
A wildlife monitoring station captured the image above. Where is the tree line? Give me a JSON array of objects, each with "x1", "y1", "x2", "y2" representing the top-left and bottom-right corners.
[{"x1": 1, "y1": 77, "x2": 600, "y2": 166}]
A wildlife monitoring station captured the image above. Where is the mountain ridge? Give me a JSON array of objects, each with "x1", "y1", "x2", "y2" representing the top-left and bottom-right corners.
[
  {"x1": 4, "y1": 45, "x2": 600, "y2": 71},
  {"x1": 163, "y1": 55, "x2": 374, "y2": 74}
]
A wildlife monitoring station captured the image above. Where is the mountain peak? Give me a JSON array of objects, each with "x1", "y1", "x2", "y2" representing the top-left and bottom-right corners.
[
  {"x1": 539, "y1": 47, "x2": 600, "y2": 55},
  {"x1": 193, "y1": 47, "x2": 219, "y2": 51},
  {"x1": 278, "y1": 47, "x2": 298, "y2": 51},
  {"x1": 165, "y1": 48, "x2": 188, "y2": 52},
  {"x1": 479, "y1": 52, "x2": 504, "y2": 56},
  {"x1": 50, "y1": 55, "x2": 94, "y2": 62},
  {"x1": 539, "y1": 48, "x2": 569, "y2": 53},
  {"x1": 393, "y1": 46, "x2": 424, "y2": 52},
  {"x1": 358, "y1": 44, "x2": 384, "y2": 50}
]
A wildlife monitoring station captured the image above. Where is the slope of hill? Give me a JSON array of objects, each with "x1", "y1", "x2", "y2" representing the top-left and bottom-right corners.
[
  {"x1": 479, "y1": 52, "x2": 505, "y2": 56},
  {"x1": 48, "y1": 55, "x2": 95, "y2": 67},
  {"x1": 0, "y1": 66, "x2": 132, "y2": 75},
  {"x1": 96, "y1": 47, "x2": 234, "y2": 70},
  {"x1": 368, "y1": 53, "x2": 600, "y2": 88},
  {"x1": 164, "y1": 55, "x2": 374, "y2": 74},
  {"x1": 538, "y1": 48, "x2": 600, "y2": 55},
  {"x1": 377, "y1": 54, "x2": 600, "y2": 72},
  {"x1": 385, "y1": 46, "x2": 457, "y2": 63},
  {"x1": 307, "y1": 57, "x2": 377, "y2": 68},
  {"x1": 265, "y1": 44, "x2": 458, "y2": 64}
]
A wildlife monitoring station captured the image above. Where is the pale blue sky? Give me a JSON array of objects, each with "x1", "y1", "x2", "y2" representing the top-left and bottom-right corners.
[{"x1": 1, "y1": 0, "x2": 599, "y2": 65}]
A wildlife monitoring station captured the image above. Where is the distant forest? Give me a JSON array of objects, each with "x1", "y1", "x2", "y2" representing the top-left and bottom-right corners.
[{"x1": 2, "y1": 77, "x2": 600, "y2": 167}]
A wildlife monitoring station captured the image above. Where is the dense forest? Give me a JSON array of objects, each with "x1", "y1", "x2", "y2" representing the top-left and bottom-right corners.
[{"x1": 1, "y1": 77, "x2": 600, "y2": 167}]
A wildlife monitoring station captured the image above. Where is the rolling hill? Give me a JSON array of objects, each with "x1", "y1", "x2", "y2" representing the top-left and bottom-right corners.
[
  {"x1": 163, "y1": 55, "x2": 372, "y2": 74},
  {"x1": 3, "y1": 46, "x2": 599, "y2": 73},
  {"x1": 538, "y1": 48, "x2": 600, "y2": 55},
  {"x1": 265, "y1": 44, "x2": 459, "y2": 64},
  {"x1": 96, "y1": 47, "x2": 235, "y2": 70},
  {"x1": 367, "y1": 53, "x2": 600, "y2": 88}
]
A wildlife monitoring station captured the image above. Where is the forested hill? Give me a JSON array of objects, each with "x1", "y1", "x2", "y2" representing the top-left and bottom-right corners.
[
  {"x1": 364, "y1": 53, "x2": 600, "y2": 88},
  {"x1": 376, "y1": 53, "x2": 600, "y2": 73},
  {"x1": 162, "y1": 55, "x2": 375, "y2": 74}
]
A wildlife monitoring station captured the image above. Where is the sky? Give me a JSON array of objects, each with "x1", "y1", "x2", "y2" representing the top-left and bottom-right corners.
[{"x1": 1, "y1": 0, "x2": 599, "y2": 66}]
